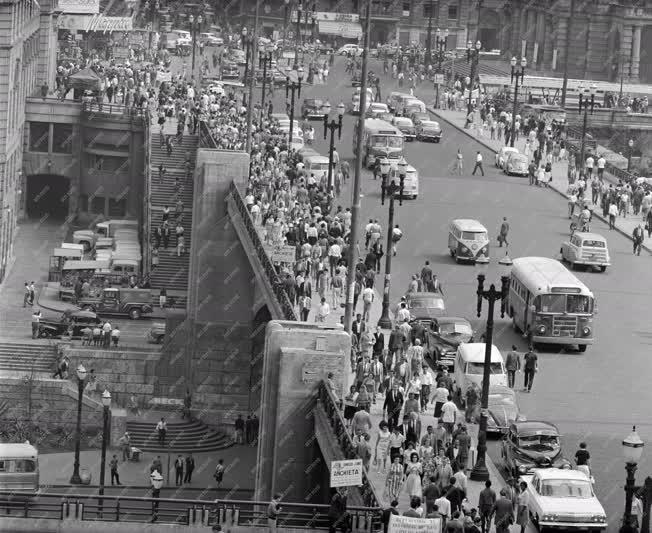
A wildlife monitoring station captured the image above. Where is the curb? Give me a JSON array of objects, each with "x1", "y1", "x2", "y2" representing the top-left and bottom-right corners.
[{"x1": 428, "y1": 106, "x2": 651, "y2": 254}]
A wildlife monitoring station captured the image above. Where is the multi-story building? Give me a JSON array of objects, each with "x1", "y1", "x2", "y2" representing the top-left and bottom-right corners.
[{"x1": 0, "y1": 0, "x2": 44, "y2": 283}]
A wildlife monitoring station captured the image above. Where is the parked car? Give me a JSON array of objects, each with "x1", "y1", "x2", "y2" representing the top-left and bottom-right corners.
[
  {"x1": 501, "y1": 421, "x2": 571, "y2": 477},
  {"x1": 474, "y1": 385, "x2": 526, "y2": 434},
  {"x1": 366, "y1": 102, "x2": 389, "y2": 118},
  {"x1": 415, "y1": 120, "x2": 442, "y2": 142},
  {"x1": 337, "y1": 44, "x2": 362, "y2": 56},
  {"x1": 409, "y1": 111, "x2": 430, "y2": 126},
  {"x1": 397, "y1": 292, "x2": 446, "y2": 321},
  {"x1": 495, "y1": 146, "x2": 519, "y2": 168},
  {"x1": 301, "y1": 98, "x2": 326, "y2": 119},
  {"x1": 38, "y1": 310, "x2": 102, "y2": 339},
  {"x1": 78, "y1": 287, "x2": 154, "y2": 320},
  {"x1": 504, "y1": 152, "x2": 529, "y2": 176},
  {"x1": 520, "y1": 468, "x2": 607, "y2": 530},
  {"x1": 229, "y1": 49, "x2": 247, "y2": 65},
  {"x1": 221, "y1": 62, "x2": 240, "y2": 80},
  {"x1": 424, "y1": 316, "x2": 474, "y2": 368},
  {"x1": 391, "y1": 116, "x2": 416, "y2": 141},
  {"x1": 560, "y1": 232, "x2": 610, "y2": 272}
]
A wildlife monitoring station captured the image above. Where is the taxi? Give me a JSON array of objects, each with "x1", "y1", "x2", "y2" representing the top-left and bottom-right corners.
[{"x1": 560, "y1": 232, "x2": 610, "y2": 272}]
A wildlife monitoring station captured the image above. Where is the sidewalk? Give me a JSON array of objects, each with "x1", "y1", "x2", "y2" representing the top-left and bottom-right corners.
[{"x1": 430, "y1": 107, "x2": 651, "y2": 254}]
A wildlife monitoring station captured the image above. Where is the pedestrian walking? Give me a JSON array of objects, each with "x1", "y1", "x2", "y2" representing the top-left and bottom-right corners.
[
  {"x1": 455, "y1": 149, "x2": 463, "y2": 175},
  {"x1": 213, "y1": 459, "x2": 225, "y2": 488},
  {"x1": 174, "y1": 455, "x2": 184, "y2": 486},
  {"x1": 478, "y1": 480, "x2": 496, "y2": 533},
  {"x1": 471, "y1": 151, "x2": 484, "y2": 176},
  {"x1": 22, "y1": 282, "x2": 30, "y2": 307},
  {"x1": 156, "y1": 417, "x2": 167, "y2": 446},
  {"x1": 633, "y1": 224, "x2": 645, "y2": 255},
  {"x1": 608, "y1": 201, "x2": 618, "y2": 230},
  {"x1": 31, "y1": 309, "x2": 41, "y2": 339},
  {"x1": 118, "y1": 432, "x2": 131, "y2": 461},
  {"x1": 505, "y1": 345, "x2": 520, "y2": 388},
  {"x1": 110, "y1": 455, "x2": 121, "y2": 485},
  {"x1": 516, "y1": 481, "x2": 530, "y2": 533},
  {"x1": 497, "y1": 217, "x2": 509, "y2": 247},
  {"x1": 184, "y1": 454, "x2": 195, "y2": 483},
  {"x1": 523, "y1": 348, "x2": 538, "y2": 392},
  {"x1": 268, "y1": 493, "x2": 282, "y2": 533}
]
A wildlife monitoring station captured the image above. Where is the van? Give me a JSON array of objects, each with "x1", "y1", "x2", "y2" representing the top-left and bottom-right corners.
[
  {"x1": 49, "y1": 247, "x2": 83, "y2": 281},
  {"x1": 0, "y1": 443, "x2": 39, "y2": 493},
  {"x1": 388, "y1": 164, "x2": 419, "y2": 199},
  {"x1": 453, "y1": 343, "x2": 507, "y2": 403},
  {"x1": 303, "y1": 154, "x2": 330, "y2": 181},
  {"x1": 111, "y1": 258, "x2": 140, "y2": 275},
  {"x1": 387, "y1": 91, "x2": 410, "y2": 113},
  {"x1": 448, "y1": 219, "x2": 490, "y2": 263},
  {"x1": 97, "y1": 219, "x2": 139, "y2": 238},
  {"x1": 397, "y1": 97, "x2": 426, "y2": 117}
]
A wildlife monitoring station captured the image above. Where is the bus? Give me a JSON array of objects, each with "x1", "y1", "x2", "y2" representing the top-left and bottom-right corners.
[
  {"x1": 353, "y1": 118, "x2": 404, "y2": 169},
  {"x1": 0, "y1": 443, "x2": 39, "y2": 493},
  {"x1": 507, "y1": 257, "x2": 594, "y2": 352}
]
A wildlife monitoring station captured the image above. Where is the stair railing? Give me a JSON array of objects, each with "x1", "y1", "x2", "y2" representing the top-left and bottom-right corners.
[
  {"x1": 198, "y1": 120, "x2": 219, "y2": 149},
  {"x1": 142, "y1": 117, "x2": 152, "y2": 282}
]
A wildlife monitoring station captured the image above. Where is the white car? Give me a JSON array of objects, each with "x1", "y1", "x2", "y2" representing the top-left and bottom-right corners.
[
  {"x1": 337, "y1": 44, "x2": 362, "y2": 56},
  {"x1": 290, "y1": 135, "x2": 304, "y2": 151},
  {"x1": 521, "y1": 468, "x2": 607, "y2": 531},
  {"x1": 495, "y1": 146, "x2": 519, "y2": 168},
  {"x1": 367, "y1": 102, "x2": 389, "y2": 118}
]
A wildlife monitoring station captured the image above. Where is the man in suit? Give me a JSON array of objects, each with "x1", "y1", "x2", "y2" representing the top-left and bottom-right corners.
[
  {"x1": 383, "y1": 383, "x2": 404, "y2": 430},
  {"x1": 405, "y1": 412, "x2": 421, "y2": 447},
  {"x1": 373, "y1": 326, "x2": 385, "y2": 357},
  {"x1": 388, "y1": 324, "x2": 404, "y2": 360},
  {"x1": 352, "y1": 313, "x2": 363, "y2": 338},
  {"x1": 403, "y1": 497, "x2": 422, "y2": 518},
  {"x1": 355, "y1": 358, "x2": 371, "y2": 389}
]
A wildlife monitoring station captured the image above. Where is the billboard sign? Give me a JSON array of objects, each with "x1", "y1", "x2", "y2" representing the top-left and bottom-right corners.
[
  {"x1": 330, "y1": 459, "x2": 362, "y2": 488},
  {"x1": 58, "y1": 14, "x2": 133, "y2": 33},
  {"x1": 57, "y1": 0, "x2": 100, "y2": 14}
]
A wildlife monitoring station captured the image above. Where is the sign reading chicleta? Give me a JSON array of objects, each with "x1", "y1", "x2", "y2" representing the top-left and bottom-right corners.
[
  {"x1": 58, "y1": 0, "x2": 100, "y2": 14},
  {"x1": 330, "y1": 459, "x2": 362, "y2": 488},
  {"x1": 58, "y1": 14, "x2": 133, "y2": 33}
]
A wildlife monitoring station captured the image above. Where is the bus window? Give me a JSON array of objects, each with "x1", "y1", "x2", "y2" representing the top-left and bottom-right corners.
[
  {"x1": 371, "y1": 136, "x2": 387, "y2": 147},
  {"x1": 15, "y1": 460, "x2": 36, "y2": 473},
  {"x1": 388, "y1": 137, "x2": 402, "y2": 148},
  {"x1": 0, "y1": 461, "x2": 5, "y2": 472},
  {"x1": 462, "y1": 231, "x2": 486, "y2": 240},
  {"x1": 538, "y1": 294, "x2": 566, "y2": 313},
  {"x1": 567, "y1": 294, "x2": 592, "y2": 313}
]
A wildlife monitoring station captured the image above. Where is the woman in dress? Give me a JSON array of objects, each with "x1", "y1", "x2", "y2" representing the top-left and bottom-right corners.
[
  {"x1": 404, "y1": 452, "x2": 423, "y2": 499},
  {"x1": 374, "y1": 421, "x2": 391, "y2": 473},
  {"x1": 403, "y1": 442, "x2": 418, "y2": 472},
  {"x1": 384, "y1": 456, "x2": 404, "y2": 502},
  {"x1": 420, "y1": 443, "x2": 436, "y2": 489},
  {"x1": 343, "y1": 385, "x2": 358, "y2": 428},
  {"x1": 516, "y1": 481, "x2": 530, "y2": 533}
]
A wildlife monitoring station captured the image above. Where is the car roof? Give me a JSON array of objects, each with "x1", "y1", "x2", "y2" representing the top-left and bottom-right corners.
[
  {"x1": 305, "y1": 98, "x2": 322, "y2": 103},
  {"x1": 508, "y1": 153, "x2": 528, "y2": 159},
  {"x1": 0, "y1": 443, "x2": 38, "y2": 458},
  {"x1": 533, "y1": 468, "x2": 590, "y2": 481},
  {"x1": 574, "y1": 232, "x2": 606, "y2": 241},
  {"x1": 502, "y1": 146, "x2": 518, "y2": 152},
  {"x1": 451, "y1": 219, "x2": 488, "y2": 232},
  {"x1": 510, "y1": 420, "x2": 560, "y2": 436},
  {"x1": 458, "y1": 343, "x2": 503, "y2": 363},
  {"x1": 394, "y1": 117, "x2": 413, "y2": 123},
  {"x1": 421, "y1": 120, "x2": 440, "y2": 126},
  {"x1": 410, "y1": 292, "x2": 444, "y2": 300},
  {"x1": 436, "y1": 316, "x2": 470, "y2": 324}
]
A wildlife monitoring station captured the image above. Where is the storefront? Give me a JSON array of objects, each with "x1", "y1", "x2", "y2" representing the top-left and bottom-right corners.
[{"x1": 290, "y1": 11, "x2": 362, "y2": 45}]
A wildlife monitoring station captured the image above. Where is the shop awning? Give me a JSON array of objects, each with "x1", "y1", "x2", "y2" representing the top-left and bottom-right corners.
[{"x1": 317, "y1": 20, "x2": 362, "y2": 39}]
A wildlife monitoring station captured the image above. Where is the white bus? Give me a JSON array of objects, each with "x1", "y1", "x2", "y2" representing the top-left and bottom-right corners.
[
  {"x1": 507, "y1": 257, "x2": 594, "y2": 352},
  {"x1": 353, "y1": 118, "x2": 404, "y2": 169}
]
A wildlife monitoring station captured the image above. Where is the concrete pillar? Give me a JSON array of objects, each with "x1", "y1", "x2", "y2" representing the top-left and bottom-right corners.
[
  {"x1": 631, "y1": 25, "x2": 641, "y2": 81},
  {"x1": 509, "y1": 7, "x2": 521, "y2": 53},
  {"x1": 622, "y1": 24, "x2": 633, "y2": 81}
]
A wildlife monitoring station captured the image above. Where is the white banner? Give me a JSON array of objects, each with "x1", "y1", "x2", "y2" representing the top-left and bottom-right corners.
[
  {"x1": 388, "y1": 515, "x2": 442, "y2": 533},
  {"x1": 58, "y1": 14, "x2": 133, "y2": 33},
  {"x1": 157, "y1": 70, "x2": 171, "y2": 82},
  {"x1": 58, "y1": 0, "x2": 99, "y2": 14},
  {"x1": 264, "y1": 244, "x2": 296, "y2": 263},
  {"x1": 291, "y1": 10, "x2": 359, "y2": 23},
  {"x1": 330, "y1": 459, "x2": 362, "y2": 488}
]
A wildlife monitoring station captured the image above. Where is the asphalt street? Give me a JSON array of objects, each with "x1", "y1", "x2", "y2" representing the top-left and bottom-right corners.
[{"x1": 261, "y1": 55, "x2": 652, "y2": 530}]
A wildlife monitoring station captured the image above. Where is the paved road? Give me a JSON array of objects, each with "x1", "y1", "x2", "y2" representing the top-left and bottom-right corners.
[{"x1": 262, "y1": 57, "x2": 652, "y2": 529}]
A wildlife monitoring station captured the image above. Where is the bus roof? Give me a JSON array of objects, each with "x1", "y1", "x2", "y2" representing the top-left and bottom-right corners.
[
  {"x1": 53, "y1": 248, "x2": 83, "y2": 258},
  {"x1": 458, "y1": 343, "x2": 503, "y2": 363},
  {"x1": 63, "y1": 260, "x2": 111, "y2": 271},
  {"x1": 0, "y1": 443, "x2": 38, "y2": 458},
  {"x1": 451, "y1": 219, "x2": 488, "y2": 232},
  {"x1": 364, "y1": 118, "x2": 402, "y2": 136},
  {"x1": 511, "y1": 257, "x2": 593, "y2": 295}
]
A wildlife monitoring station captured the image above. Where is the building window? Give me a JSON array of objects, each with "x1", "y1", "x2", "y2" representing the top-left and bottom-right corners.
[
  {"x1": 448, "y1": 4, "x2": 458, "y2": 20},
  {"x1": 402, "y1": 1, "x2": 410, "y2": 16},
  {"x1": 108, "y1": 197, "x2": 127, "y2": 217},
  {"x1": 29, "y1": 122, "x2": 49, "y2": 152},
  {"x1": 90, "y1": 195, "x2": 105, "y2": 215},
  {"x1": 423, "y1": 2, "x2": 434, "y2": 18},
  {"x1": 90, "y1": 155, "x2": 129, "y2": 173},
  {"x1": 52, "y1": 124, "x2": 74, "y2": 154},
  {"x1": 79, "y1": 194, "x2": 89, "y2": 212}
]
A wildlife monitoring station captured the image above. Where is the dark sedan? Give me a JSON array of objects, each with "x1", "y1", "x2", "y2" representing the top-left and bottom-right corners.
[
  {"x1": 501, "y1": 421, "x2": 572, "y2": 477},
  {"x1": 410, "y1": 111, "x2": 431, "y2": 126},
  {"x1": 481, "y1": 386, "x2": 526, "y2": 435},
  {"x1": 38, "y1": 310, "x2": 102, "y2": 339},
  {"x1": 301, "y1": 98, "x2": 325, "y2": 119},
  {"x1": 399, "y1": 293, "x2": 446, "y2": 321},
  {"x1": 424, "y1": 316, "x2": 473, "y2": 368},
  {"x1": 415, "y1": 120, "x2": 442, "y2": 142}
]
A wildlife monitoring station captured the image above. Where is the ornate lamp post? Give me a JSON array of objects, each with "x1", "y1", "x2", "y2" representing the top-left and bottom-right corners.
[
  {"x1": 285, "y1": 66, "x2": 304, "y2": 150},
  {"x1": 259, "y1": 43, "x2": 274, "y2": 119},
  {"x1": 98, "y1": 389, "x2": 111, "y2": 517},
  {"x1": 628, "y1": 139, "x2": 635, "y2": 172},
  {"x1": 621, "y1": 427, "x2": 645, "y2": 533},
  {"x1": 509, "y1": 56, "x2": 526, "y2": 148},
  {"x1": 242, "y1": 27, "x2": 251, "y2": 88},
  {"x1": 424, "y1": 0, "x2": 435, "y2": 67},
  {"x1": 69, "y1": 363, "x2": 87, "y2": 484},
  {"x1": 295, "y1": 1, "x2": 303, "y2": 69},
  {"x1": 188, "y1": 13, "x2": 203, "y2": 82},
  {"x1": 323, "y1": 101, "x2": 345, "y2": 193},
  {"x1": 435, "y1": 28, "x2": 448, "y2": 73},
  {"x1": 283, "y1": 0, "x2": 290, "y2": 49},
  {"x1": 469, "y1": 253, "x2": 513, "y2": 481},
  {"x1": 143, "y1": 0, "x2": 159, "y2": 50},
  {"x1": 377, "y1": 157, "x2": 407, "y2": 329},
  {"x1": 578, "y1": 83, "x2": 597, "y2": 173},
  {"x1": 466, "y1": 39, "x2": 481, "y2": 115}
]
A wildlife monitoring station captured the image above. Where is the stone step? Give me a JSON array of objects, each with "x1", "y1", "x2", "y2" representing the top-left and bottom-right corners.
[{"x1": 125, "y1": 419, "x2": 233, "y2": 452}]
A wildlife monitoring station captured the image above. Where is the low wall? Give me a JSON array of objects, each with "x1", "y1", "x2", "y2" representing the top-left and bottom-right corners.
[{"x1": 0, "y1": 518, "x2": 213, "y2": 533}]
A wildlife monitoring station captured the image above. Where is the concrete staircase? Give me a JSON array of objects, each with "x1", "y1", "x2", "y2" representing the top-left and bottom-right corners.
[
  {"x1": 148, "y1": 133, "x2": 197, "y2": 294},
  {"x1": 125, "y1": 418, "x2": 234, "y2": 453},
  {"x1": 0, "y1": 342, "x2": 58, "y2": 374}
]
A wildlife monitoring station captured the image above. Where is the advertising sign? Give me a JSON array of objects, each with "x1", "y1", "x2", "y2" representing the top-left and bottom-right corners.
[
  {"x1": 388, "y1": 515, "x2": 442, "y2": 533},
  {"x1": 291, "y1": 10, "x2": 359, "y2": 23},
  {"x1": 58, "y1": 0, "x2": 100, "y2": 14},
  {"x1": 58, "y1": 14, "x2": 133, "y2": 33},
  {"x1": 330, "y1": 459, "x2": 362, "y2": 488},
  {"x1": 263, "y1": 244, "x2": 296, "y2": 263}
]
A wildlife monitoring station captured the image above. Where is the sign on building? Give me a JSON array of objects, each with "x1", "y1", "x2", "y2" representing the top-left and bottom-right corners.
[
  {"x1": 58, "y1": 0, "x2": 100, "y2": 14},
  {"x1": 388, "y1": 515, "x2": 442, "y2": 533},
  {"x1": 58, "y1": 14, "x2": 134, "y2": 33},
  {"x1": 264, "y1": 244, "x2": 296, "y2": 263},
  {"x1": 330, "y1": 459, "x2": 362, "y2": 488}
]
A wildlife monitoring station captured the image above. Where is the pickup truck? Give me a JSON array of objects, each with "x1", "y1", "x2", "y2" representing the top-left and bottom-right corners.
[{"x1": 78, "y1": 287, "x2": 153, "y2": 319}]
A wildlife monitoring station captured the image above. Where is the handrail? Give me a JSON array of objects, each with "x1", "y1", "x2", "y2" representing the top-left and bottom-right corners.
[
  {"x1": 198, "y1": 120, "x2": 219, "y2": 149},
  {"x1": 81, "y1": 101, "x2": 148, "y2": 118},
  {"x1": 142, "y1": 116, "x2": 152, "y2": 281},
  {"x1": 317, "y1": 381, "x2": 383, "y2": 510},
  {"x1": 228, "y1": 181, "x2": 298, "y2": 321}
]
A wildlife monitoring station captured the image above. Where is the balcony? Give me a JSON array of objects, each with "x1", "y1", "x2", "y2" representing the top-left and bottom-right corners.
[{"x1": 367, "y1": 3, "x2": 400, "y2": 20}]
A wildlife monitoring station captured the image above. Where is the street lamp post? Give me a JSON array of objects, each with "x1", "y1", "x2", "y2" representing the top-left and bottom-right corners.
[
  {"x1": 578, "y1": 83, "x2": 597, "y2": 173},
  {"x1": 98, "y1": 389, "x2": 112, "y2": 517},
  {"x1": 188, "y1": 13, "x2": 203, "y2": 83},
  {"x1": 469, "y1": 253, "x2": 513, "y2": 482},
  {"x1": 283, "y1": 0, "x2": 290, "y2": 49},
  {"x1": 433, "y1": 28, "x2": 448, "y2": 109},
  {"x1": 621, "y1": 426, "x2": 645, "y2": 533},
  {"x1": 466, "y1": 40, "x2": 481, "y2": 116},
  {"x1": 377, "y1": 157, "x2": 407, "y2": 330},
  {"x1": 285, "y1": 66, "x2": 304, "y2": 151},
  {"x1": 295, "y1": 1, "x2": 303, "y2": 69},
  {"x1": 628, "y1": 139, "x2": 635, "y2": 172},
  {"x1": 242, "y1": 27, "x2": 251, "y2": 90},
  {"x1": 259, "y1": 44, "x2": 273, "y2": 120},
  {"x1": 323, "y1": 101, "x2": 345, "y2": 193},
  {"x1": 69, "y1": 364, "x2": 88, "y2": 485},
  {"x1": 509, "y1": 56, "x2": 526, "y2": 148},
  {"x1": 425, "y1": 0, "x2": 435, "y2": 67},
  {"x1": 143, "y1": 0, "x2": 159, "y2": 52}
]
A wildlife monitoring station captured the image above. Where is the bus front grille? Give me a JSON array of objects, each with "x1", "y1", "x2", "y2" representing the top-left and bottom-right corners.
[{"x1": 552, "y1": 316, "x2": 577, "y2": 336}]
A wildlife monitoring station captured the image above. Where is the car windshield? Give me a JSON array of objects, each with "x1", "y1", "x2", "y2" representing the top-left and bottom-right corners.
[
  {"x1": 423, "y1": 122, "x2": 440, "y2": 129},
  {"x1": 307, "y1": 100, "x2": 322, "y2": 106},
  {"x1": 538, "y1": 294, "x2": 592, "y2": 314},
  {"x1": 582, "y1": 240, "x2": 605, "y2": 248},
  {"x1": 517, "y1": 434, "x2": 560, "y2": 450},
  {"x1": 438, "y1": 321, "x2": 472, "y2": 335},
  {"x1": 489, "y1": 393, "x2": 515, "y2": 406},
  {"x1": 461, "y1": 231, "x2": 487, "y2": 240},
  {"x1": 466, "y1": 362, "x2": 503, "y2": 375},
  {"x1": 540, "y1": 479, "x2": 593, "y2": 498},
  {"x1": 409, "y1": 297, "x2": 444, "y2": 310}
]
